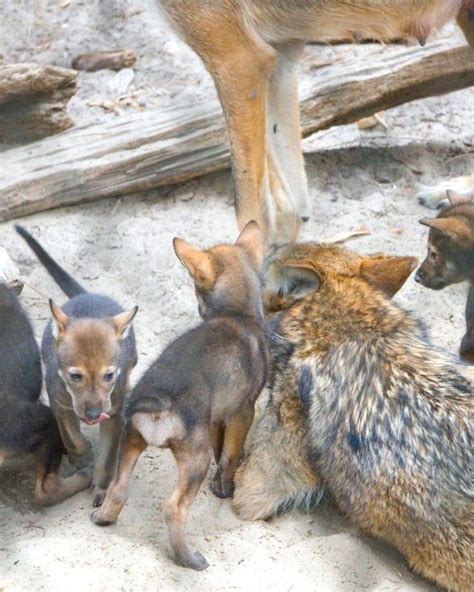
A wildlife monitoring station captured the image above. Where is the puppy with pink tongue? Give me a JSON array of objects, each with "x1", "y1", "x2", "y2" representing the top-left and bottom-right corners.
[{"x1": 16, "y1": 226, "x2": 138, "y2": 507}]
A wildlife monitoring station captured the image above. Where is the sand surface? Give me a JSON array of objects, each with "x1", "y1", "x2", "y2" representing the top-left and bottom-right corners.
[{"x1": 0, "y1": 2, "x2": 473, "y2": 591}]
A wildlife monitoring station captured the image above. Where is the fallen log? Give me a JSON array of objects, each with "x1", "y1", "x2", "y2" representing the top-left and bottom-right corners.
[
  {"x1": 0, "y1": 37, "x2": 473, "y2": 221},
  {"x1": 0, "y1": 64, "x2": 77, "y2": 143},
  {"x1": 72, "y1": 49, "x2": 137, "y2": 72}
]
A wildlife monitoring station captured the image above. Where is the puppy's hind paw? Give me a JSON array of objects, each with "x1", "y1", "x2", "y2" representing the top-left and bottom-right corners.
[{"x1": 174, "y1": 550, "x2": 209, "y2": 571}]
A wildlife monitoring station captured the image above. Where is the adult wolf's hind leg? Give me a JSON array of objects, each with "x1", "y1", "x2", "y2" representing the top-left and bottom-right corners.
[{"x1": 232, "y1": 396, "x2": 322, "y2": 520}]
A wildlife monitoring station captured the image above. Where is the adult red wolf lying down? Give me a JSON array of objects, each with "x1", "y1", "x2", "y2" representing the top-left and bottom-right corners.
[{"x1": 233, "y1": 242, "x2": 473, "y2": 592}]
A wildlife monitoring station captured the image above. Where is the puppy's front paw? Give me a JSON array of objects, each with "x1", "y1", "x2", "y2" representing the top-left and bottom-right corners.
[
  {"x1": 210, "y1": 470, "x2": 234, "y2": 499},
  {"x1": 92, "y1": 488, "x2": 107, "y2": 508},
  {"x1": 91, "y1": 509, "x2": 116, "y2": 527}
]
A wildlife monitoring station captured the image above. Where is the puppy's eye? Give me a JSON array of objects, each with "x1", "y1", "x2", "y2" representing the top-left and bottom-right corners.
[
  {"x1": 104, "y1": 371, "x2": 115, "y2": 382},
  {"x1": 430, "y1": 251, "x2": 437, "y2": 261},
  {"x1": 69, "y1": 372, "x2": 82, "y2": 383}
]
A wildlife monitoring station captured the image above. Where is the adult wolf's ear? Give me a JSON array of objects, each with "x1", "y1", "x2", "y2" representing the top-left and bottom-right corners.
[
  {"x1": 236, "y1": 220, "x2": 266, "y2": 271},
  {"x1": 446, "y1": 190, "x2": 471, "y2": 207},
  {"x1": 173, "y1": 238, "x2": 215, "y2": 288},
  {"x1": 264, "y1": 260, "x2": 322, "y2": 311},
  {"x1": 359, "y1": 255, "x2": 418, "y2": 298},
  {"x1": 49, "y1": 299, "x2": 70, "y2": 339},
  {"x1": 419, "y1": 216, "x2": 474, "y2": 244}
]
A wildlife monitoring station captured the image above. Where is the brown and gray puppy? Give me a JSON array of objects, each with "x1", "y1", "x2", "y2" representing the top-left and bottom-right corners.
[
  {"x1": 0, "y1": 283, "x2": 90, "y2": 505},
  {"x1": 16, "y1": 226, "x2": 138, "y2": 506},
  {"x1": 415, "y1": 192, "x2": 474, "y2": 361},
  {"x1": 91, "y1": 222, "x2": 269, "y2": 571}
]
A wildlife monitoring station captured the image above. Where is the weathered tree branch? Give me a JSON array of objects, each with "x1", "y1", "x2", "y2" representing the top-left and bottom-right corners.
[
  {"x1": 0, "y1": 38, "x2": 472, "y2": 221},
  {"x1": 0, "y1": 64, "x2": 77, "y2": 143}
]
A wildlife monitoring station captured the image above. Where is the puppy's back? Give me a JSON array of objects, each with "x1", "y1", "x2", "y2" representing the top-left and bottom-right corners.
[{"x1": 0, "y1": 285, "x2": 41, "y2": 404}]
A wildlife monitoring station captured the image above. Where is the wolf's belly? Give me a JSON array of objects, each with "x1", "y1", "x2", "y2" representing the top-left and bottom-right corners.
[{"x1": 247, "y1": 0, "x2": 464, "y2": 45}]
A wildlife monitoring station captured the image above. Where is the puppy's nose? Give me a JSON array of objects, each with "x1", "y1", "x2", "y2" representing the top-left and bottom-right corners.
[
  {"x1": 85, "y1": 407, "x2": 102, "y2": 421},
  {"x1": 414, "y1": 270, "x2": 423, "y2": 283}
]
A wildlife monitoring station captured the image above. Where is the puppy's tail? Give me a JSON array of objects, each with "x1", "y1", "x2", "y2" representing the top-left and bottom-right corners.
[{"x1": 15, "y1": 225, "x2": 86, "y2": 298}]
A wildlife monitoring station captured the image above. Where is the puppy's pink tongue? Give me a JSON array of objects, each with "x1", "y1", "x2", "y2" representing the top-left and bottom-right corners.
[{"x1": 84, "y1": 413, "x2": 110, "y2": 425}]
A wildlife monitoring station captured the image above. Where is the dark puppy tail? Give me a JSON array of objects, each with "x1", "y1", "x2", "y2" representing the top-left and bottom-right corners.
[{"x1": 15, "y1": 225, "x2": 86, "y2": 298}]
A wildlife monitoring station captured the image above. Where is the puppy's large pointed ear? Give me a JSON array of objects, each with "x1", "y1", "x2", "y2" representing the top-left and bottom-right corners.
[
  {"x1": 264, "y1": 260, "x2": 322, "y2": 311},
  {"x1": 419, "y1": 216, "x2": 473, "y2": 244},
  {"x1": 359, "y1": 255, "x2": 418, "y2": 298},
  {"x1": 236, "y1": 221, "x2": 266, "y2": 270},
  {"x1": 446, "y1": 190, "x2": 471, "y2": 207},
  {"x1": 112, "y1": 306, "x2": 138, "y2": 340},
  {"x1": 49, "y1": 299, "x2": 70, "y2": 339},
  {"x1": 173, "y1": 238, "x2": 215, "y2": 287}
]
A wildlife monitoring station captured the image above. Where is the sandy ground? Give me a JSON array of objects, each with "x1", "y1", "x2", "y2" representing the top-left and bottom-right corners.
[{"x1": 0, "y1": 2, "x2": 473, "y2": 591}]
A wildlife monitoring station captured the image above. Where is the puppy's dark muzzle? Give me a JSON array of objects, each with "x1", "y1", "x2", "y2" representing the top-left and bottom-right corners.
[{"x1": 414, "y1": 269, "x2": 425, "y2": 285}]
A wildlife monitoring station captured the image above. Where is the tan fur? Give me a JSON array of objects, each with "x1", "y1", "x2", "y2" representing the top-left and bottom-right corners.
[
  {"x1": 233, "y1": 242, "x2": 473, "y2": 592},
  {"x1": 157, "y1": 0, "x2": 473, "y2": 243}
]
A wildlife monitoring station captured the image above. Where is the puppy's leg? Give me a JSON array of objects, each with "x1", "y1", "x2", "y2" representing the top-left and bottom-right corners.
[
  {"x1": 166, "y1": 434, "x2": 212, "y2": 571},
  {"x1": 33, "y1": 405, "x2": 91, "y2": 506},
  {"x1": 460, "y1": 282, "x2": 474, "y2": 363},
  {"x1": 91, "y1": 423, "x2": 147, "y2": 525},
  {"x1": 210, "y1": 420, "x2": 224, "y2": 464},
  {"x1": 457, "y1": 7, "x2": 474, "y2": 48},
  {"x1": 267, "y1": 42, "x2": 309, "y2": 238},
  {"x1": 92, "y1": 414, "x2": 123, "y2": 507},
  {"x1": 210, "y1": 404, "x2": 254, "y2": 499},
  {"x1": 52, "y1": 406, "x2": 93, "y2": 469}
]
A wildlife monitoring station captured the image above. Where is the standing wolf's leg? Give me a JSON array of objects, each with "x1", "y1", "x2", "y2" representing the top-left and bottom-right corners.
[
  {"x1": 267, "y1": 43, "x2": 310, "y2": 230},
  {"x1": 233, "y1": 395, "x2": 323, "y2": 520},
  {"x1": 164, "y1": 6, "x2": 281, "y2": 239}
]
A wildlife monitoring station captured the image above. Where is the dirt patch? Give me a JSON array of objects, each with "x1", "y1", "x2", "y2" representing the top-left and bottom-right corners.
[{"x1": 0, "y1": 2, "x2": 473, "y2": 591}]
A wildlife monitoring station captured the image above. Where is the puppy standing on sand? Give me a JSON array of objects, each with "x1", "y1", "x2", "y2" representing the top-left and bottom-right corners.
[
  {"x1": 92, "y1": 222, "x2": 269, "y2": 571},
  {"x1": 16, "y1": 226, "x2": 138, "y2": 507},
  {"x1": 156, "y1": 0, "x2": 474, "y2": 243}
]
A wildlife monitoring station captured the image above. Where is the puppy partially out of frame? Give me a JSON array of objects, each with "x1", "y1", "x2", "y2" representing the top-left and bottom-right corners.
[
  {"x1": 0, "y1": 283, "x2": 90, "y2": 505},
  {"x1": 92, "y1": 222, "x2": 270, "y2": 571}
]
